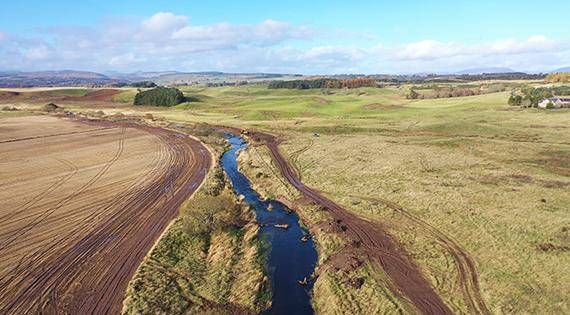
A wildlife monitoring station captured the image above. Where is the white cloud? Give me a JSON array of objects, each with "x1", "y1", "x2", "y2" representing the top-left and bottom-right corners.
[
  {"x1": 0, "y1": 12, "x2": 569, "y2": 74},
  {"x1": 109, "y1": 53, "x2": 147, "y2": 66},
  {"x1": 141, "y1": 12, "x2": 187, "y2": 33},
  {"x1": 393, "y1": 35, "x2": 569, "y2": 61},
  {"x1": 24, "y1": 45, "x2": 50, "y2": 60},
  {"x1": 395, "y1": 40, "x2": 462, "y2": 60}
]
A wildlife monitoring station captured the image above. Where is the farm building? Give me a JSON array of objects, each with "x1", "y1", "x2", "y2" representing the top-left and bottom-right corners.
[{"x1": 538, "y1": 97, "x2": 570, "y2": 108}]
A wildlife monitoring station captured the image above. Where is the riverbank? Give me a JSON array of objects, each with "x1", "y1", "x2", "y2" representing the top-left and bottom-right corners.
[
  {"x1": 221, "y1": 134, "x2": 317, "y2": 315},
  {"x1": 122, "y1": 127, "x2": 269, "y2": 314}
]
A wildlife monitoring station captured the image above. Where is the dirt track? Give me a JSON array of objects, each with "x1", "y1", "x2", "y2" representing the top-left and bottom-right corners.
[
  {"x1": 247, "y1": 131, "x2": 460, "y2": 315},
  {"x1": 345, "y1": 194, "x2": 491, "y2": 315},
  {"x1": 0, "y1": 116, "x2": 211, "y2": 314}
]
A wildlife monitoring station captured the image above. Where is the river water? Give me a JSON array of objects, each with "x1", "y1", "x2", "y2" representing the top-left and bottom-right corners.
[{"x1": 220, "y1": 134, "x2": 317, "y2": 315}]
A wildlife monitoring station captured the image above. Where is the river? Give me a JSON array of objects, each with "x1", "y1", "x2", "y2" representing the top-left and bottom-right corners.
[{"x1": 220, "y1": 134, "x2": 318, "y2": 315}]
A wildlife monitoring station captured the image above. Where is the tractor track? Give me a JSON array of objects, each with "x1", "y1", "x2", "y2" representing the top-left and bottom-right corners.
[
  {"x1": 0, "y1": 118, "x2": 211, "y2": 314},
  {"x1": 0, "y1": 158, "x2": 79, "y2": 223},
  {"x1": 0, "y1": 128, "x2": 126, "y2": 251},
  {"x1": 342, "y1": 193, "x2": 491, "y2": 315}
]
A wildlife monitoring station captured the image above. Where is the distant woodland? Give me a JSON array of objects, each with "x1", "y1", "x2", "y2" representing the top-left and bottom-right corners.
[{"x1": 268, "y1": 77, "x2": 377, "y2": 89}]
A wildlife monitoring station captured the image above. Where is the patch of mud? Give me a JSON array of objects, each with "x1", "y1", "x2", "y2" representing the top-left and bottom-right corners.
[
  {"x1": 530, "y1": 150, "x2": 570, "y2": 176},
  {"x1": 541, "y1": 180, "x2": 569, "y2": 189},
  {"x1": 363, "y1": 103, "x2": 403, "y2": 109},
  {"x1": 477, "y1": 174, "x2": 534, "y2": 186},
  {"x1": 528, "y1": 124, "x2": 570, "y2": 129},
  {"x1": 344, "y1": 277, "x2": 365, "y2": 289},
  {"x1": 313, "y1": 97, "x2": 331, "y2": 105},
  {"x1": 317, "y1": 249, "x2": 364, "y2": 275},
  {"x1": 63, "y1": 89, "x2": 122, "y2": 102},
  {"x1": 536, "y1": 242, "x2": 570, "y2": 252}
]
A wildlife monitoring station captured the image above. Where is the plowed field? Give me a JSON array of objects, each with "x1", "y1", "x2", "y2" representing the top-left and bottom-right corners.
[{"x1": 0, "y1": 116, "x2": 211, "y2": 314}]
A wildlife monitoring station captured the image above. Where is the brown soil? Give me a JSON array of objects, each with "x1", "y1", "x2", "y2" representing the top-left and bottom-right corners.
[
  {"x1": 536, "y1": 242, "x2": 570, "y2": 252},
  {"x1": 0, "y1": 116, "x2": 211, "y2": 314},
  {"x1": 319, "y1": 249, "x2": 364, "y2": 274},
  {"x1": 541, "y1": 180, "x2": 569, "y2": 188},
  {"x1": 63, "y1": 89, "x2": 122, "y2": 102},
  {"x1": 243, "y1": 129, "x2": 491, "y2": 315},
  {"x1": 363, "y1": 103, "x2": 403, "y2": 109}
]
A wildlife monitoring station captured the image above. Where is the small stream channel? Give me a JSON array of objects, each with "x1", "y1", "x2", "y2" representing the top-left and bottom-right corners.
[{"x1": 220, "y1": 134, "x2": 317, "y2": 315}]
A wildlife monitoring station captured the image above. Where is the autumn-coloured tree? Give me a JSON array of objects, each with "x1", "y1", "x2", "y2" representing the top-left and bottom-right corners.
[{"x1": 545, "y1": 72, "x2": 570, "y2": 83}]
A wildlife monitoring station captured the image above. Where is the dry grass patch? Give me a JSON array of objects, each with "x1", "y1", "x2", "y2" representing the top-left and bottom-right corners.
[{"x1": 275, "y1": 132, "x2": 570, "y2": 314}]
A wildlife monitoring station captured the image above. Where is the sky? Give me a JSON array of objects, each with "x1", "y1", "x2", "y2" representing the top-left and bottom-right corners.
[{"x1": 0, "y1": 0, "x2": 569, "y2": 74}]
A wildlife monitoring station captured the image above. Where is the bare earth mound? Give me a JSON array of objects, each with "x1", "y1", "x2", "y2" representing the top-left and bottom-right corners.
[{"x1": 0, "y1": 116, "x2": 211, "y2": 314}]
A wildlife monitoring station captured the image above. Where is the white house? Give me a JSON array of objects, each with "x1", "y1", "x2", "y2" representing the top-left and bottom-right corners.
[{"x1": 538, "y1": 97, "x2": 570, "y2": 108}]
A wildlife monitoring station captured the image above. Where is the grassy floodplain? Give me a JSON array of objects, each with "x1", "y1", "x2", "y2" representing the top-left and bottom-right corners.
[{"x1": 154, "y1": 84, "x2": 570, "y2": 314}]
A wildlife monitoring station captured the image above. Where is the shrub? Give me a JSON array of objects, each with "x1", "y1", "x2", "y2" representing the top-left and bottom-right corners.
[
  {"x1": 546, "y1": 102, "x2": 555, "y2": 109},
  {"x1": 508, "y1": 94, "x2": 522, "y2": 106},
  {"x1": 407, "y1": 89, "x2": 419, "y2": 99},
  {"x1": 183, "y1": 190, "x2": 243, "y2": 236},
  {"x1": 133, "y1": 87, "x2": 185, "y2": 107},
  {"x1": 43, "y1": 103, "x2": 62, "y2": 112}
]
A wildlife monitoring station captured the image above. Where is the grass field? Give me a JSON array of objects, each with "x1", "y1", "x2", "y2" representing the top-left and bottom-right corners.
[{"x1": 2, "y1": 83, "x2": 569, "y2": 314}]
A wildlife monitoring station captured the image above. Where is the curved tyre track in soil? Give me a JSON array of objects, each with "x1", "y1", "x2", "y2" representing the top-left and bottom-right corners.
[
  {"x1": 247, "y1": 131, "x2": 470, "y2": 315},
  {"x1": 0, "y1": 118, "x2": 211, "y2": 315},
  {"x1": 343, "y1": 193, "x2": 491, "y2": 315}
]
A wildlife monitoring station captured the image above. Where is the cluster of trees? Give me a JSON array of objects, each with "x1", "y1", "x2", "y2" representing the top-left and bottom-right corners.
[
  {"x1": 545, "y1": 72, "x2": 570, "y2": 83},
  {"x1": 133, "y1": 87, "x2": 185, "y2": 106},
  {"x1": 130, "y1": 81, "x2": 158, "y2": 88},
  {"x1": 507, "y1": 85, "x2": 570, "y2": 107},
  {"x1": 268, "y1": 77, "x2": 378, "y2": 89},
  {"x1": 406, "y1": 84, "x2": 506, "y2": 99},
  {"x1": 323, "y1": 78, "x2": 377, "y2": 88},
  {"x1": 112, "y1": 81, "x2": 157, "y2": 88}
]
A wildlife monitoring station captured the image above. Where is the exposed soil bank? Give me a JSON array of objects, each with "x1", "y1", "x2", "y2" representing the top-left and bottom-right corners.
[
  {"x1": 0, "y1": 117, "x2": 211, "y2": 314},
  {"x1": 220, "y1": 134, "x2": 317, "y2": 315}
]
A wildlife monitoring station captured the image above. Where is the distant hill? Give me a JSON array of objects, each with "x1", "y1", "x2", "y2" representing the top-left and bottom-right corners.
[
  {"x1": 551, "y1": 67, "x2": 570, "y2": 73},
  {"x1": 455, "y1": 67, "x2": 516, "y2": 75},
  {"x1": 0, "y1": 70, "x2": 298, "y2": 87},
  {"x1": 0, "y1": 70, "x2": 120, "y2": 87},
  {"x1": 106, "y1": 71, "x2": 181, "y2": 80},
  {"x1": 20, "y1": 70, "x2": 109, "y2": 79}
]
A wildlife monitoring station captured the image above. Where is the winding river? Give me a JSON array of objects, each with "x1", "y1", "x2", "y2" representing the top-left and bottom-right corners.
[{"x1": 220, "y1": 134, "x2": 318, "y2": 315}]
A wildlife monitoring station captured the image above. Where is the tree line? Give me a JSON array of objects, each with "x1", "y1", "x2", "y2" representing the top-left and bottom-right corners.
[
  {"x1": 113, "y1": 81, "x2": 158, "y2": 88},
  {"x1": 268, "y1": 77, "x2": 377, "y2": 89}
]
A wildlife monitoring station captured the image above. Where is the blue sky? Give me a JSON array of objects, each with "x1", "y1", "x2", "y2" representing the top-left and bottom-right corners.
[{"x1": 1, "y1": 0, "x2": 569, "y2": 73}]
